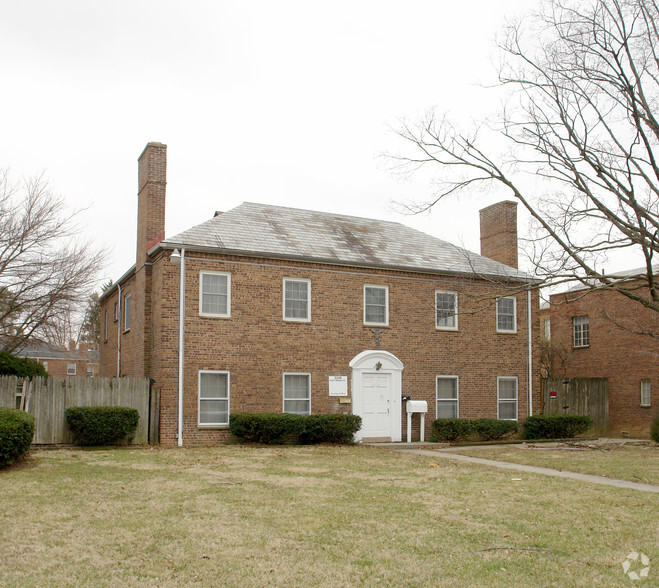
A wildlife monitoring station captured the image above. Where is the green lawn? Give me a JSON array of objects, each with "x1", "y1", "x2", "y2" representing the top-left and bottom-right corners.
[
  {"x1": 1, "y1": 445, "x2": 657, "y2": 587},
  {"x1": 455, "y1": 442, "x2": 659, "y2": 485}
]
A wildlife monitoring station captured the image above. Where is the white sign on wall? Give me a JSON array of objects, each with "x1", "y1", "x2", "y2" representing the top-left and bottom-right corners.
[{"x1": 328, "y1": 375, "x2": 348, "y2": 397}]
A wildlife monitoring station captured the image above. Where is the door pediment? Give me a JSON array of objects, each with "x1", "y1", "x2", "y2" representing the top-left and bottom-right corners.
[{"x1": 349, "y1": 349, "x2": 404, "y2": 372}]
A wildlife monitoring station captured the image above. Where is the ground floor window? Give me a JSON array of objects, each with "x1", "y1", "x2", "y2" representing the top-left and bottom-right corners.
[
  {"x1": 198, "y1": 371, "x2": 230, "y2": 426},
  {"x1": 436, "y1": 376, "x2": 459, "y2": 418},
  {"x1": 283, "y1": 373, "x2": 311, "y2": 415},
  {"x1": 640, "y1": 380, "x2": 651, "y2": 407},
  {"x1": 497, "y1": 377, "x2": 518, "y2": 420}
]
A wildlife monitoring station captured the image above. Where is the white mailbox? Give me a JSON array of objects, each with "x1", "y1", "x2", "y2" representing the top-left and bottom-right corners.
[
  {"x1": 406, "y1": 400, "x2": 428, "y2": 414},
  {"x1": 405, "y1": 400, "x2": 428, "y2": 443}
]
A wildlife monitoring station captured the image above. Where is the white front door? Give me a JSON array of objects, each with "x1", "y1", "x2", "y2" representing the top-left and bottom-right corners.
[
  {"x1": 350, "y1": 350, "x2": 404, "y2": 442},
  {"x1": 361, "y1": 372, "x2": 392, "y2": 439}
]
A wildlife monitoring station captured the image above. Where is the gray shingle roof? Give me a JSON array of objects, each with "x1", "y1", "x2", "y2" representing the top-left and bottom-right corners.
[{"x1": 161, "y1": 202, "x2": 531, "y2": 280}]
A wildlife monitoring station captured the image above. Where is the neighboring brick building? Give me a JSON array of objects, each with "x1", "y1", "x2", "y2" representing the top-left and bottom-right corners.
[
  {"x1": 15, "y1": 339, "x2": 98, "y2": 377},
  {"x1": 99, "y1": 143, "x2": 540, "y2": 446},
  {"x1": 543, "y1": 278, "x2": 658, "y2": 438}
]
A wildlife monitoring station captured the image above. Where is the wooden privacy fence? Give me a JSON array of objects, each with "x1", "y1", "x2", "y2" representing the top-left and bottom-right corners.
[
  {"x1": 0, "y1": 376, "x2": 159, "y2": 445},
  {"x1": 543, "y1": 377, "x2": 609, "y2": 434}
]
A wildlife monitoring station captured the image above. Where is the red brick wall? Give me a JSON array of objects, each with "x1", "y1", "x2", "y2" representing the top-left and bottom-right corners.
[
  {"x1": 548, "y1": 287, "x2": 658, "y2": 438},
  {"x1": 99, "y1": 250, "x2": 540, "y2": 445}
]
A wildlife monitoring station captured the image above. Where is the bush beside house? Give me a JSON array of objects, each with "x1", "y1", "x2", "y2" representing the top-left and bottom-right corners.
[
  {"x1": 522, "y1": 414, "x2": 593, "y2": 440},
  {"x1": 0, "y1": 351, "x2": 48, "y2": 378},
  {"x1": 431, "y1": 418, "x2": 518, "y2": 442},
  {"x1": 65, "y1": 406, "x2": 139, "y2": 446}
]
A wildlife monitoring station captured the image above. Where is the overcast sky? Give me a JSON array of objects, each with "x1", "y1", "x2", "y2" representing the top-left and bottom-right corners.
[{"x1": 1, "y1": 0, "x2": 560, "y2": 283}]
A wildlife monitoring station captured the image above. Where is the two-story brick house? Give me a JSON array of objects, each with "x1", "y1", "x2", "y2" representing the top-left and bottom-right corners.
[
  {"x1": 99, "y1": 143, "x2": 540, "y2": 445},
  {"x1": 543, "y1": 275, "x2": 658, "y2": 438}
]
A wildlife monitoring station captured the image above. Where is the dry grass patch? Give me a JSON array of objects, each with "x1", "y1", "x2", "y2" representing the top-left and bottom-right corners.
[
  {"x1": 0, "y1": 445, "x2": 657, "y2": 587},
  {"x1": 456, "y1": 441, "x2": 659, "y2": 485}
]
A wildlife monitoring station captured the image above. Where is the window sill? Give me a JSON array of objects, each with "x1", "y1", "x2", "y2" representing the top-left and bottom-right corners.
[
  {"x1": 640, "y1": 404, "x2": 652, "y2": 408},
  {"x1": 496, "y1": 329, "x2": 517, "y2": 334},
  {"x1": 198, "y1": 424, "x2": 230, "y2": 429},
  {"x1": 436, "y1": 326, "x2": 458, "y2": 332},
  {"x1": 283, "y1": 317, "x2": 311, "y2": 323},
  {"x1": 199, "y1": 313, "x2": 231, "y2": 319},
  {"x1": 364, "y1": 323, "x2": 389, "y2": 328},
  {"x1": 573, "y1": 345, "x2": 590, "y2": 349},
  {"x1": 123, "y1": 329, "x2": 130, "y2": 334}
]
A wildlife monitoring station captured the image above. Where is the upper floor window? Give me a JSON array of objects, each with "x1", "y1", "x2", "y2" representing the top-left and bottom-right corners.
[
  {"x1": 436, "y1": 376, "x2": 459, "y2": 418},
  {"x1": 283, "y1": 278, "x2": 311, "y2": 322},
  {"x1": 364, "y1": 285, "x2": 389, "y2": 326},
  {"x1": 67, "y1": 363, "x2": 77, "y2": 376},
  {"x1": 198, "y1": 370, "x2": 230, "y2": 426},
  {"x1": 573, "y1": 316, "x2": 589, "y2": 347},
  {"x1": 497, "y1": 377, "x2": 518, "y2": 420},
  {"x1": 640, "y1": 380, "x2": 651, "y2": 407},
  {"x1": 496, "y1": 297, "x2": 516, "y2": 333},
  {"x1": 124, "y1": 294, "x2": 131, "y2": 332},
  {"x1": 283, "y1": 373, "x2": 311, "y2": 415},
  {"x1": 435, "y1": 291, "x2": 458, "y2": 330},
  {"x1": 200, "y1": 271, "x2": 231, "y2": 318},
  {"x1": 114, "y1": 301, "x2": 119, "y2": 322},
  {"x1": 543, "y1": 318, "x2": 551, "y2": 340},
  {"x1": 104, "y1": 310, "x2": 109, "y2": 343}
]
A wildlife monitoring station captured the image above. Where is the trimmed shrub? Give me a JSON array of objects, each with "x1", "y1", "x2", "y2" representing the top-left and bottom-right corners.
[
  {"x1": 651, "y1": 415, "x2": 659, "y2": 443},
  {"x1": 472, "y1": 418, "x2": 518, "y2": 441},
  {"x1": 65, "y1": 406, "x2": 139, "y2": 446},
  {"x1": 431, "y1": 418, "x2": 474, "y2": 442},
  {"x1": 523, "y1": 414, "x2": 593, "y2": 440},
  {"x1": 229, "y1": 413, "x2": 306, "y2": 444},
  {"x1": 0, "y1": 408, "x2": 35, "y2": 466},
  {"x1": 0, "y1": 351, "x2": 48, "y2": 378},
  {"x1": 299, "y1": 414, "x2": 362, "y2": 444}
]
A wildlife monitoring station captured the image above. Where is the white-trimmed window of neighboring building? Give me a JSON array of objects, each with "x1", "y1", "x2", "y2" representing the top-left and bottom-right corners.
[
  {"x1": 436, "y1": 376, "x2": 459, "y2": 418},
  {"x1": 67, "y1": 363, "x2": 77, "y2": 376},
  {"x1": 496, "y1": 297, "x2": 516, "y2": 333},
  {"x1": 200, "y1": 271, "x2": 231, "y2": 318},
  {"x1": 497, "y1": 377, "x2": 518, "y2": 420},
  {"x1": 364, "y1": 285, "x2": 388, "y2": 326},
  {"x1": 283, "y1": 373, "x2": 311, "y2": 415},
  {"x1": 42, "y1": 361, "x2": 48, "y2": 371},
  {"x1": 435, "y1": 291, "x2": 458, "y2": 330},
  {"x1": 114, "y1": 301, "x2": 119, "y2": 322},
  {"x1": 86, "y1": 366, "x2": 93, "y2": 376},
  {"x1": 544, "y1": 319, "x2": 551, "y2": 340},
  {"x1": 104, "y1": 310, "x2": 109, "y2": 343},
  {"x1": 283, "y1": 278, "x2": 311, "y2": 322},
  {"x1": 198, "y1": 371, "x2": 230, "y2": 426},
  {"x1": 124, "y1": 294, "x2": 131, "y2": 332},
  {"x1": 640, "y1": 380, "x2": 651, "y2": 407},
  {"x1": 573, "y1": 316, "x2": 589, "y2": 347}
]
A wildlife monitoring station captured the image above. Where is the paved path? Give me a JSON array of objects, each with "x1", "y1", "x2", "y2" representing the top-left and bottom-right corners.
[{"x1": 385, "y1": 447, "x2": 659, "y2": 493}]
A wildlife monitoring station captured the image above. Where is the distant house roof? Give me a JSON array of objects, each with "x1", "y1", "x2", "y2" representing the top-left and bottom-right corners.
[
  {"x1": 563, "y1": 265, "x2": 658, "y2": 293},
  {"x1": 158, "y1": 202, "x2": 531, "y2": 281},
  {"x1": 15, "y1": 339, "x2": 87, "y2": 362}
]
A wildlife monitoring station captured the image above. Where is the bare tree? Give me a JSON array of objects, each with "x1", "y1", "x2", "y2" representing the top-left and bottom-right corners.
[
  {"x1": 0, "y1": 170, "x2": 105, "y2": 352},
  {"x1": 391, "y1": 0, "x2": 658, "y2": 317}
]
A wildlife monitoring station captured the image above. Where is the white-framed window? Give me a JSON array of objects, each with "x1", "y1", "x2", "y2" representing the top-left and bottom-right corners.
[
  {"x1": 543, "y1": 318, "x2": 551, "y2": 340},
  {"x1": 496, "y1": 297, "x2": 516, "y2": 333},
  {"x1": 640, "y1": 380, "x2": 651, "y2": 407},
  {"x1": 198, "y1": 370, "x2": 230, "y2": 426},
  {"x1": 283, "y1": 373, "x2": 311, "y2": 415},
  {"x1": 436, "y1": 376, "x2": 459, "y2": 418},
  {"x1": 435, "y1": 291, "x2": 458, "y2": 330},
  {"x1": 42, "y1": 361, "x2": 48, "y2": 371},
  {"x1": 573, "y1": 316, "x2": 589, "y2": 347},
  {"x1": 200, "y1": 271, "x2": 231, "y2": 318},
  {"x1": 364, "y1": 285, "x2": 389, "y2": 326},
  {"x1": 104, "y1": 310, "x2": 109, "y2": 343},
  {"x1": 67, "y1": 363, "x2": 77, "y2": 376},
  {"x1": 497, "y1": 377, "x2": 518, "y2": 420},
  {"x1": 124, "y1": 294, "x2": 131, "y2": 332},
  {"x1": 283, "y1": 278, "x2": 311, "y2": 322},
  {"x1": 86, "y1": 366, "x2": 93, "y2": 376},
  {"x1": 114, "y1": 301, "x2": 119, "y2": 322}
]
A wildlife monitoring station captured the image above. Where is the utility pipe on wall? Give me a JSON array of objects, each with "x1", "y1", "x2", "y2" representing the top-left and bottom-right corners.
[
  {"x1": 116, "y1": 284, "x2": 122, "y2": 378},
  {"x1": 527, "y1": 289, "x2": 533, "y2": 416},
  {"x1": 173, "y1": 248, "x2": 186, "y2": 447}
]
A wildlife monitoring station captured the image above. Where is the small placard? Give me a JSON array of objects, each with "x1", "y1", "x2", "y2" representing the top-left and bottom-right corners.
[{"x1": 329, "y1": 375, "x2": 348, "y2": 397}]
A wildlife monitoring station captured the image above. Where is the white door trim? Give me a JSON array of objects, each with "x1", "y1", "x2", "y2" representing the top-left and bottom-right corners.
[{"x1": 350, "y1": 350, "x2": 403, "y2": 442}]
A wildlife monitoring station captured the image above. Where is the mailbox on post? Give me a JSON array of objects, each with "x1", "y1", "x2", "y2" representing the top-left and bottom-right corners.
[{"x1": 405, "y1": 400, "x2": 428, "y2": 443}]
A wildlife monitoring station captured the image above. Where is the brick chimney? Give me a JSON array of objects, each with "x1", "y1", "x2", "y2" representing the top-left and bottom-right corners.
[
  {"x1": 136, "y1": 142, "x2": 167, "y2": 267},
  {"x1": 479, "y1": 201, "x2": 518, "y2": 268}
]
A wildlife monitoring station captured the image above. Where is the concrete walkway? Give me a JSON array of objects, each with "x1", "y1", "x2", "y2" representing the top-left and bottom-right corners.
[{"x1": 377, "y1": 445, "x2": 659, "y2": 494}]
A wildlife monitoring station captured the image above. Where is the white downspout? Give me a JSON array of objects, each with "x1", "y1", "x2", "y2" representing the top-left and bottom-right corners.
[
  {"x1": 527, "y1": 289, "x2": 533, "y2": 416},
  {"x1": 177, "y1": 248, "x2": 186, "y2": 447},
  {"x1": 116, "y1": 284, "x2": 122, "y2": 378}
]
